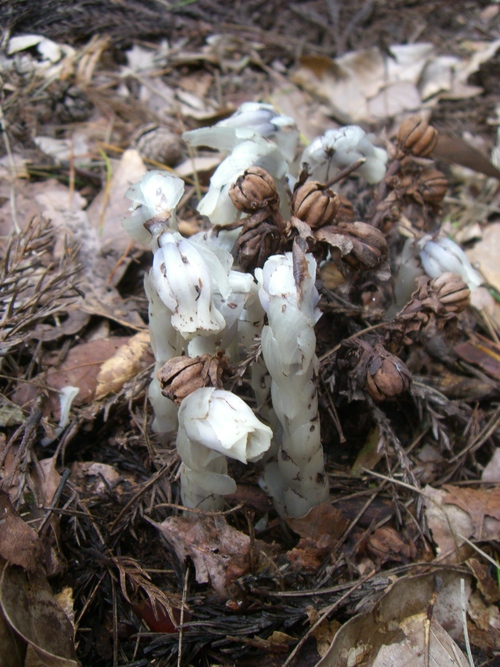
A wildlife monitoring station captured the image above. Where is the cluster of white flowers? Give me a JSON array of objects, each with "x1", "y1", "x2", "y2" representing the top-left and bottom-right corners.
[{"x1": 123, "y1": 102, "x2": 392, "y2": 516}]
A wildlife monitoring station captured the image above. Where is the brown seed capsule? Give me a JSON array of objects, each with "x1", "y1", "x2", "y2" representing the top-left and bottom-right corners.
[
  {"x1": 431, "y1": 272, "x2": 470, "y2": 314},
  {"x1": 365, "y1": 346, "x2": 411, "y2": 402},
  {"x1": 339, "y1": 221, "x2": 388, "y2": 269},
  {"x1": 158, "y1": 352, "x2": 231, "y2": 404},
  {"x1": 396, "y1": 116, "x2": 438, "y2": 157},
  {"x1": 229, "y1": 167, "x2": 279, "y2": 213},
  {"x1": 336, "y1": 195, "x2": 355, "y2": 223},
  {"x1": 291, "y1": 181, "x2": 339, "y2": 229},
  {"x1": 418, "y1": 169, "x2": 448, "y2": 204}
]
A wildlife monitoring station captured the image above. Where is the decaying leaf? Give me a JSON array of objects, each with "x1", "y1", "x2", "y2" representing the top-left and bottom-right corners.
[
  {"x1": 424, "y1": 484, "x2": 500, "y2": 562},
  {"x1": 0, "y1": 606, "x2": 26, "y2": 667},
  {"x1": 152, "y1": 515, "x2": 251, "y2": 597},
  {"x1": 286, "y1": 503, "x2": 349, "y2": 571},
  {"x1": 317, "y1": 570, "x2": 470, "y2": 667},
  {"x1": 0, "y1": 564, "x2": 78, "y2": 667},
  {"x1": 0, "y1": 492, "x2": 42, "y2": 572},
  {"x1": 95, "y1": 330, "x2": 152, "y2": 399},
  {"x1": 11, "y1": 337, "x2": 135, "y2": 414}
]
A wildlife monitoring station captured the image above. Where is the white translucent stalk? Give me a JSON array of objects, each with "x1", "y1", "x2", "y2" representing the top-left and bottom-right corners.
[
  {"x1": 144, "y1": 273, "x2": 182, "y2": 436},
  {"x1": 177, "y1": 388, "x2": 272, "y2": 510},
  {"x1": 257, "y1": 252, "x2": 329, "y2": 517}
]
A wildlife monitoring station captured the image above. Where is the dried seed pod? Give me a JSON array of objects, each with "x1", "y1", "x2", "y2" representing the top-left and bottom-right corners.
[
  {"x1": 418, "y1": 169, "x2": 448, "y2": 204},
  {"x1": 339, "y1": 221, "x2": 388, "y2": 269},
  {"x1": 291, "y1": 181, "x2": 339, "y2": 229},
  {"x1": 365, "y1": 345, "x2": 411, "y2": 402},
  {"x1": 158, "y1": 352, "x2": 231, "y2": 404},
  {"x1": 431, "y1": 272, "x2": 470, "y2": 314},
  {"x1": 336, "y1": 195, "x2": 355, "y2": 223},
  {"x1": 133, "y1": 124, "x2": 184, "y2": 166},
  {"x1": 234, "y1": 210, "x2": 282, "y2": 272},
  {"x1": 229, "y1": 166, "x2": 279, "y2": 213},
  {"x1": 396, "y1": 116, "x2": 438, "y2": 157}
]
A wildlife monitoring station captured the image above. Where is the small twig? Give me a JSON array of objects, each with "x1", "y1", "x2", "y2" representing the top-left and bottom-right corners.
[
  {"x1": 177, "y1": 567, "x2": 189, "y2": 667},
  {"x1": 324, "y1": 157, "x2": 366, "y2": 188},
  {"x1": 424, "y1": 575, "x2": 442, "y2": 667},
  {"x1": 151, "y1": 502, "x2": 244, "y2": 517},
  {"x1": 461, "y1": 578, "x2": 475, "y2": 667}
]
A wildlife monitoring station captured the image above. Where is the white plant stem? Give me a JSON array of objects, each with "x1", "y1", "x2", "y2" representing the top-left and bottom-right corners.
[{"x1": 258, "y1": 252, "x2": 329, "y2": 517}]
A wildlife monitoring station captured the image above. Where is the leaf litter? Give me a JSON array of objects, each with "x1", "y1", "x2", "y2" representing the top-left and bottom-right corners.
[{"x1": 2, "y1": 2, "x2": 500, "y2": 666}]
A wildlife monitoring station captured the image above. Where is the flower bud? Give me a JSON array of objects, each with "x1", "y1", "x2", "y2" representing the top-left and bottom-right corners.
[
  {"x1": 158, "y1": 352, "x2": 231, "y2": 405},
  {"x1": 179, "y1": 388, "x2": 273, "y2": 465},
  {"x1": 229, "y1": 166, "x2": 279, "y2": 213},
  {"x1": 396, "y1": 116, "x2": 438, "y2": 157},
  {"x1": 430, "y1": 272, "x2": 470, "y2": 314},
  {"x1": 365, "y1": 346, "x2": 411, "y2": 402},
  {"x1": 418, "y1": 169, "x2": 447, "y2": 204},
  {"x1": 291, "y1": 181, "x2": 340, "y2": 229},
  {"x1": 419, "y1": 236, "x2": 482, "y2": 291}
]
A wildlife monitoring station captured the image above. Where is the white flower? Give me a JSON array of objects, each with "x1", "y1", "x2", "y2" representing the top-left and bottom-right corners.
[
  {"x1": 301, "y1": 125, "x2": 388, "y2": 184},
  {"x1": 184, "y1": 102, "x2": 299, "y2": 161},
  {"x1": 185, "y1": 132, "x2": 289, "y2": 226},
  {"x1": 257, "y1": 252, "x2": 321, "y2": 323},
  {"x1": 123, "y1": 171, "x2": 184, "y2": 244},
  {"x1": 217, "y1": 102, "x2": 299, "y2": 162},
  {"x1": 149, "y1": 232, "x2": 227, "y2": 338},
  {"x1": 178, "y1": 388, "x2": 272, "y2": 465},
  {"x1": 419, "y1": 236, "x2": 482, "y2": 290}
]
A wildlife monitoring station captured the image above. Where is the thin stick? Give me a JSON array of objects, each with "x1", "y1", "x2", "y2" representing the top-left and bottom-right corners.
[
  {"x1": 177, "y1": 568, "x2": 189, "y2": 667},
  {"x1": 324, "y1": 157, "x2": 366, "y2": 188},
  {"x1": 461, "y1": 578, "x2": 474, "y2": 667}
]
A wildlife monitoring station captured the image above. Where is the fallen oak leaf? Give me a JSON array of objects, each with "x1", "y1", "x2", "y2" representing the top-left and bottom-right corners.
[{"x1": 151, "y1": 515, "x2": 251, "y2": 598}]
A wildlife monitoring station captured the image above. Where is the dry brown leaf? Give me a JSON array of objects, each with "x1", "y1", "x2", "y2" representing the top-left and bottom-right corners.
[
  {"x1": 424, "y1": 484, "x2": 500, "y2": 562},
  {"x1": 286, "y1": 503, "x2": 348, "y2": 572},
  {"x1": 0, "y1": 605, "x2": 26, "y2": 667},
  {"x1": 95, "y1": 330, "x2": 152, "y2": 400},
  {"x1": 434, "y1": 134, "x2": 500, "y2": 179},
  {"x1": 0, "y1": 564, "x2": 78, "y2": 667},
  {"x1": 86, "y1": 149, "x2": 147, "y2": 256},
  {"x1": 366, "y1": 526, "x2": 416, "y2": 565},
  {"x1": 0, "y1": 492, "x2": 42, "y2": 572},
  {"x1": 443, "y1": 484, "x2": 500, "y2": 528},
  {"x1": 467, "y1": 557, "x2": 500, "y2": 604},
  {"x1": 467, "y1": 222, "x2": 500, "y2": 293},
  {"x1": 153, "y1": 515, "x2": 251, "y2": 597},
  {"x1": 317, "y1": 570, "x2": 470, "y2": 667}
]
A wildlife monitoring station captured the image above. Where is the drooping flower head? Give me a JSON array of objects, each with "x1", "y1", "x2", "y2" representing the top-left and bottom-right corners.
[{"x1": 301, "y1": 125, "x2": 388, "y2": 184}]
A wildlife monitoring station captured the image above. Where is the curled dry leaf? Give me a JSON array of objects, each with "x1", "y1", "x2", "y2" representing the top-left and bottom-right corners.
[
  {"x1": 152, "y1": 515, "x2": 251, "y2": 598},
  {"x1": 95, "y1": 330, "x2": 152, "y2": 400},
  {"x1": 11, "y1": 336, "x2": 143, "y2": 415},
  {"x1": 0, "y1": 563, "x2": 78, "y2": 667},
  {"x1": 316, "y1": 569, "x2": 470, "y2": 667}
]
